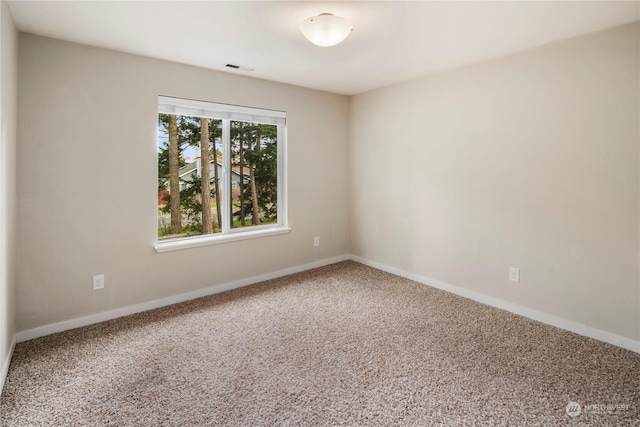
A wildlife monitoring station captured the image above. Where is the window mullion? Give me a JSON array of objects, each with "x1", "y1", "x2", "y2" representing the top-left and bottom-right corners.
[{"x1": 221, "y1": 119, "x2": 231, "y2": 234}]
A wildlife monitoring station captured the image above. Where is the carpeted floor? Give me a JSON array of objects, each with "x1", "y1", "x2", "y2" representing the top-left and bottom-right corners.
[{"x1": 1, "y1": 261, "x2": 638, "y2": 426}]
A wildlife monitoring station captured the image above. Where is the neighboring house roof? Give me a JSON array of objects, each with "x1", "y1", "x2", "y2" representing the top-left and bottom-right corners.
[{"x1": 179, "y1": 158, "x2": 243, "y2": 181}]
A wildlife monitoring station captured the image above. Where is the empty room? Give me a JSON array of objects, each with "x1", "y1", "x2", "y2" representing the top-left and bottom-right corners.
[{"x1": 1, "y1": 1, "x2": 638, "y2": 425}]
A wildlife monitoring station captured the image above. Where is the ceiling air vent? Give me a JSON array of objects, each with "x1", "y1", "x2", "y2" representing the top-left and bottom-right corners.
[{"x1": 225, "y1": 63, "x2": 255, "y2": 72}]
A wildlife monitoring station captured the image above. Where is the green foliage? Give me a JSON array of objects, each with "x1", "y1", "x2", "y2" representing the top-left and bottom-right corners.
[
  {"x1": 160, "y1": 174, "x2": 203, "y2": 222},
  {"x1": 158, "y1": 114, "x2": 278, "y2": 235},
  {"x1": 158, "y1": 223, "x2": 205, "y2": 239},
  {"x1": 231, "y1": 121, "x2": 278, "y2": 224},
  {"x1": 158, "y1": 114, "x2": 187, "y2": 191},
  {"x1": 157, "y1": 225, "x2": 172, "y2": 238},
  {"x1": 179, "y1": 174, "x2": 203, "y2": 223}
]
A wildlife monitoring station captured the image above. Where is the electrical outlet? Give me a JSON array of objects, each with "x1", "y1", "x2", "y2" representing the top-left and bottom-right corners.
[
  {"x1": 93, "y1": 274, "x2": 105, "y2": 291},
  {"x1": 509, "y1": 267, "x2": 520, "y2": 283},
  {"x1": 313, "y1": 236, "x2": 320, "y2": 247}
]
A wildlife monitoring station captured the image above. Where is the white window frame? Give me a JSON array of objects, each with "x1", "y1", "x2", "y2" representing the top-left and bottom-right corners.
[{"x1": 155, "y1": 96, "x2": 289, "y2": 253}]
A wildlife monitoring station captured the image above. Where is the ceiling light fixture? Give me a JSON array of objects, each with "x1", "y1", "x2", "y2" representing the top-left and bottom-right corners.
[{"x1": 300, "y1": 13, "x2": 353, "y2": 47}]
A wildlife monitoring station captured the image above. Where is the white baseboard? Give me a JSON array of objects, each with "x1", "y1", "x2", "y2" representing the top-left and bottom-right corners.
[
  {"x1": 1, "y1": 334, "x2": 16, "y2": 394},
  {"x1": 350, "y1": 255, "x2": 640, "y2": 354},
  {"x1": 15, "y1": 253, "x2": 640, "y2": 354},
  {"x1": 16, "y1": 254, "x2": 351, "y2": 343}
]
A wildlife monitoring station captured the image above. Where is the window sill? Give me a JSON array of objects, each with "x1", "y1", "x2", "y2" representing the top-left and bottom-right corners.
[{"x1": 154, "y1": 226, "x2": 291, "y2": 253}]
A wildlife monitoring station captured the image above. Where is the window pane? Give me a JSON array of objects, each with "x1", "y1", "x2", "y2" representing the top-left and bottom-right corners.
[
  {"x1": 230, "y1": 121, "x2": 278, "y2": 229},
  {"x1": 157, "y1": 114, "x2": 223, "y2": 239},
  {"x1": 157, "y1": 97, "x2": 285, "y2": 247}
]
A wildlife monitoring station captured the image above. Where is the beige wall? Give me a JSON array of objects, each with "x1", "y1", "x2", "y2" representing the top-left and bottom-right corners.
[
  {"x1": 349, "y1": 23, "x2": 639, "y2": 342},
  {"x1": 1, "y1": 0, "x2": 18, "y2": 387},
  {"x1": 16, "y1": 34, "x2": 349, "y2": 331},
  {"x1": 13, "y1": 23, "x2": 640, "y2": 346}
]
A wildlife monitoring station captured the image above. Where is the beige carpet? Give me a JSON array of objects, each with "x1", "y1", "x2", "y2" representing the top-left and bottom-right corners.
[{"x1": 1, "y1": 261, "x2": 638, "y2": 426}]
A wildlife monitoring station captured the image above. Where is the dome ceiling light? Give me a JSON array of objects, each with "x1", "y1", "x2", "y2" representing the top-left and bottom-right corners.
[{"x1": 300, "y1": 13, "x2": 353, "y2": 47}]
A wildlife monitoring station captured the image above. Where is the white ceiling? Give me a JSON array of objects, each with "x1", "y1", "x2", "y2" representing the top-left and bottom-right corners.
[{"x1": 7, "y1": 1, "x2": 640, "y2": 95}]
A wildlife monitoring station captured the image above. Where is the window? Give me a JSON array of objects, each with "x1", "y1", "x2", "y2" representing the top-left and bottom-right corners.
[{"x1": 155, "y1": 96, "x2": 288, "y2": 252}]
